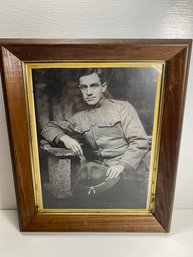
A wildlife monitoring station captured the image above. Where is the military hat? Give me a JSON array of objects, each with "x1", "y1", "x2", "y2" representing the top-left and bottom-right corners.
[{"x1": 77, "y1": 162, "x2": 120, "y2": 195}]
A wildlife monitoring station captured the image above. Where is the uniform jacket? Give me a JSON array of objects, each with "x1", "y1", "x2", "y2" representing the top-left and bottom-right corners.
[{"x1": 41, "y1": 98, "x2": 149, "y2": 170}]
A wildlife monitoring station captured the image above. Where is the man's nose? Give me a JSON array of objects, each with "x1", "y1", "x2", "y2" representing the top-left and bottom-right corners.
[{"x1": 87, "y1": 86, "x2": 93, "y2": 95}]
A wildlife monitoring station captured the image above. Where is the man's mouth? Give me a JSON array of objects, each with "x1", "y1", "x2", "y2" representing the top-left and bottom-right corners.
[{"x1": 86, "y1": 98, "x2": 96, "y2": 101}]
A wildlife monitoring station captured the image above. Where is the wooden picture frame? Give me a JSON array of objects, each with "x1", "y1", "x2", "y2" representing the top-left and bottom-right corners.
[{"x1": 0, "y1": 39, "x2": 191, "y2": 232}]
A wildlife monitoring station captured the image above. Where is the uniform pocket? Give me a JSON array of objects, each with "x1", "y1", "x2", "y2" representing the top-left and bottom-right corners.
[
  {"x1": 97, "y1": 117, "x2": 124, "y2": 139},
  {"x1": 98, "y1": 118, "x2": 121, "y2": 128}
]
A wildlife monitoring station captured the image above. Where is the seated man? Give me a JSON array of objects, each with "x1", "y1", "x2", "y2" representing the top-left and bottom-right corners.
[{"x1": 41, "y1": 68, "x2": 149, "y2": 208}]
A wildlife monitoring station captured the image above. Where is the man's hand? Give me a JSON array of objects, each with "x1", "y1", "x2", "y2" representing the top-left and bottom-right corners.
[
  {"x1": 106, "y1": 165, "x2": 124, "y2": 180},
  {"x1": 60, "y1": 135, "x2": 83, "y2": 157}
]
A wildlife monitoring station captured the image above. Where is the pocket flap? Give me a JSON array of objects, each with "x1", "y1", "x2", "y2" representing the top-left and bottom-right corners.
[{"x1": 98, "y1": 118, "x2": 120, "y2": 127}]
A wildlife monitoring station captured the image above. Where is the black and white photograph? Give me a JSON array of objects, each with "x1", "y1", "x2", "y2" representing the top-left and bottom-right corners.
[{"x1": 28, "y1": 63, "x2": 164, "y2": 212}]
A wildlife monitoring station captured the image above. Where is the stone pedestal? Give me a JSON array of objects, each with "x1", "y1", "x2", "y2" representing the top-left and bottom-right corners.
[{"x1": 41, "y1": 140, "x2": 79, "y2": 199}]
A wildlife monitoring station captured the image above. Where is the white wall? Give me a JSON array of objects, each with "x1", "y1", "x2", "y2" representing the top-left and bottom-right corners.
[{"x1": 0, "y1": 0, "x2": 193, "y2": 209}]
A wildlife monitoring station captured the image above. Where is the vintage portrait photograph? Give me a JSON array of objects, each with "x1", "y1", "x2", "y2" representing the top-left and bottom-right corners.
[
  {"x1": 24, "y1": 62, "x2": 164, "y2": 213},
  {"x1": 1, "y1": 39, "x2": 190, "y2": 232}
]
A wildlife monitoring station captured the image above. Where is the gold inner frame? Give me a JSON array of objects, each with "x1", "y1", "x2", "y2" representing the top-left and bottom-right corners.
[{"x1": 23, "y1": 61, "x2": 165, "y2": 215}]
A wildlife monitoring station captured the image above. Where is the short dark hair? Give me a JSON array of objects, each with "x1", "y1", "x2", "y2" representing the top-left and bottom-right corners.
[{"x1": 78, "y1": 68, "x2": 107, "y2": 84}]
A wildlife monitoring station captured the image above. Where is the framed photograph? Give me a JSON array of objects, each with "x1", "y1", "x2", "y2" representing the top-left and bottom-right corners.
[{"x1": 0, "y1": 39, "x2": 191, "y2": 232}]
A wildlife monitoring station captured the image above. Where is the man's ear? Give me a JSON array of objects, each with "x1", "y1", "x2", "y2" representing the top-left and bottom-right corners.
[{"x1": 102, "y1": 82, "x2": 107, "y2": 92}]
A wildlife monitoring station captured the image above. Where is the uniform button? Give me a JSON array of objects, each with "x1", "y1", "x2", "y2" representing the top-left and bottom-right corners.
[
  {"x1": 92, "y1": 123, "x2": 95, "y2": 127},
  {"x1": 95, "y1": 136, "x2": 99, "y2": 140}
]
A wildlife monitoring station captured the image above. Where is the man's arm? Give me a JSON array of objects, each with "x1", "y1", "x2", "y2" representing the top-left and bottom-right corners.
[
  {"x1": 41, "y1": 118, "x2": 83, "y2": 157},
  {"x1": 106, "y1": 102, "x2": 149, "y2": 179},
  {"x1": 119, "y1": 102, "x2": 149, "y2": 170},
  {"x1": 41, "y1": 121, "x2": 68, "y2": 145}
]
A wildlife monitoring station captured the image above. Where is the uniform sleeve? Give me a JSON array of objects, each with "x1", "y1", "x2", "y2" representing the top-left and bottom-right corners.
[
  {"x1": 118, "y1": 102, "x2": 149, "y2": 170},
  {"x1": 41, "y1": 116, "x2": 76, "y2": 145}
]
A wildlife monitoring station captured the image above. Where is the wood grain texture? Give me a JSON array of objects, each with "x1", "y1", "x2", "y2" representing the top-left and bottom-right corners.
[
  {"x1": 24, "y1": 214, "x2": 165, "y2": 232},
  {"x1": 0, "y1": 39, "x2": 191, "y2": 232},
  {"x1": 0, "y1": 46, "x2": 36, "y2": 229},
  {"x1": 2, "y1": 39, "x2": 191, "y2": 61},
  {"x1": 154, "y1": 46, "x2": 192, "y2": 231}
]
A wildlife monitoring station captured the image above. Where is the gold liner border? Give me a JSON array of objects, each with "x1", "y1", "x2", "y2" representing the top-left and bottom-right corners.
[
  {"x1": 23, "y1": 63, "x2": 44, "y2": 210},
  {"x1": 25, "y1": 60, "x2": 164, "y2": 64},
  {"x1": 26, "y1": 61, "x2": 164, "y2": 69},
  {"x1": 23, "y1": 61, "x2": 165, "y2": 215},
  {"x1": 146, "y1": 63, "x2": 165, "y2": 212},
  {"x1": 37, "y1": 209, "x2": 151, "y2": 215}
]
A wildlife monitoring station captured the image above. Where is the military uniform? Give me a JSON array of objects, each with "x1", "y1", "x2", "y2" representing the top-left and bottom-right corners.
[
  {"x1": 42, "y1": 98, "x2": 150, "y2": 208},
  {"x1": 42, "y1": 98, "x2": 149, "y2": 171}
]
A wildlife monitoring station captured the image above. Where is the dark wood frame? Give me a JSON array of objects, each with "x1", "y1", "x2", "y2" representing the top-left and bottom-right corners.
[{"x1": 0, "y1": 39, "x2": 191, "y2": 232}]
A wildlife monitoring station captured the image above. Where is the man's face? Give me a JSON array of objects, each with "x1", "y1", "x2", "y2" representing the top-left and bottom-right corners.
[{"x1": 79, "y1": 72, "x2": 107, "y2": 106}]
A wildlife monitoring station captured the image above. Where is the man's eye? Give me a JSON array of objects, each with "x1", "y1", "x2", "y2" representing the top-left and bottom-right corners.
[
  {"x1": 90, "y1": 83, "x2": 99, "y2": 88},
  {"x1": 79, "y1": 85, "x2": 88, "y2": 90}
]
